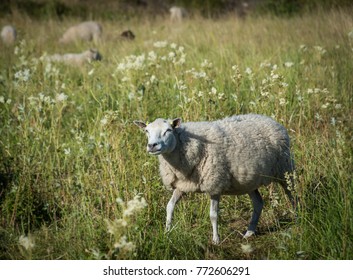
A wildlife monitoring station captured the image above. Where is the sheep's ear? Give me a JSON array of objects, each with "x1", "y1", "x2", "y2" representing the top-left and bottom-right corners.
[
  {"x1": 133, "y1": 120, "x2": 147, "y2": 130},
  {"x1": 171, "y1": 118, "x2": 182, "y2": 129}
]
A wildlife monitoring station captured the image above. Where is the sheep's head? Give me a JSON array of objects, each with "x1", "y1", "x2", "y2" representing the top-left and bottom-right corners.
[
  {"x1": 134, "y1": 118, "x2": 181, "y2": 155},
  {"x1": 87, "y1": 49, "x2": 102, "y2": 61}
]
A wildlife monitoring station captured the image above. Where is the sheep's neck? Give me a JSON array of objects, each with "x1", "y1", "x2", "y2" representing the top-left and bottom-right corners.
[{"x1": 160, "y1": 133, "x2": 204, "y2": 178}]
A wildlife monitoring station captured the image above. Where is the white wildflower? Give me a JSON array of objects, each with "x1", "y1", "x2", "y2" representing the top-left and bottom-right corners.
[
  {"x1": 210, "y1": 87, "x2": 217, "y2": 95},
  {"x1": 14, "y1": 69, "x2": 31, "y2": 82},
  {"x1": 260, "y1": 61, "x2": 272, "y2": 68},
  {"x1": 321, "y1": 103, "x2": 329, "y2": 109},
  {"x1": 19, "y1": 235, "x2": 35, "y2": 251},
  {"x1": 56, "y1": 93, "x2": 68, "y2": 102},
  {"x1": 22, "y1": 69, "x2": 30, "y2": 81},
  {"x1": 314, "y1": 46, "x2": 327, "y2": 55},
  {"x1": 148, "y1": 51, "x2": 157, "y2": 62},
  {"x1": 279, "y1": 98, "x2": 286, "y2": 106},
  {"x1": 201, "y1": 59, "x2": 213, "y2": 68},
  {"x1": 218, "y1": 92, "x2": 225, "y2": 100},
  {"x1": 176, "y1": 54, "x2": 186, "y2": 65},
  {"x1": 322, "y1": 88, "x2": 329, "y2": 94},
  {"x1": 128, "y1": 92, "x2": 135, "y2": 100},
  {"x1": 150, "y1": 75, "x2": 157, "y2": 83},
  {"x1": 153, "y1": 41, "x2": 168, "y2": 48},
  {"x1": 100, "y1": 117, "x2": 108, "y2": 126},
  {"x1": 245, "y1": 67, "x2": 252, "y2": 75},
  {"x1": 123, "y1": 195, "x2": 147, "y2": 217},
  {"x1": 271, "y1": 73, "x2": 279, "y2": 80},
  {"x1": 64, "y1": 148, "x2": 71, "y2": 155},
  {"x1": 284, "y1": 62, "x2": 294, "y2": 68},
  {"x1": 170, "y1": 43, "x2": 177, "y2": 49},
  {"x1": 299, "y1": 44, "x2": 307, "y2": 52},
  {"x1": 241, "y1": 244, "x2": 254, "y2": 254},
  {"x1": 116, "y1": 198, "x2": 124, "y2": 205},
  {"x1": 348, "y1": 30, "x2": 353, "y2": 39},
  {"x1": 0, "y1": 96, "x2": 4, "y2": 103},
  {"x1": 331, "y1": 117, "x2": 336, "y2": 126},
  {"x1": 114, "y1": 235, "x2": 135, "y2": 252}
]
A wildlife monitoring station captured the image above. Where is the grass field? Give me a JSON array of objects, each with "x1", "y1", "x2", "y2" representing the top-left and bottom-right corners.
[{"x1": 0, "y1": 8, "x2": 352, "y2": 260}]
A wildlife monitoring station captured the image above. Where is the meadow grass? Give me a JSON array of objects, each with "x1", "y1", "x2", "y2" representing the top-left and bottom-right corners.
[{"x1": 0, "y1": 9, "x2": 352, "y2": 259}]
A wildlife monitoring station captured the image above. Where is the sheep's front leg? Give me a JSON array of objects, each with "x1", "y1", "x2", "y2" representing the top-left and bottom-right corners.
[
  {"x1": 244, "y1": 189, "x2": 263, "y2": 238},
  {"x1": 210, "y1": 195, "x2": 220, "y2": 244},
  {"x1": 166, "y1": 189, "x2": 183, "y2": 232}
]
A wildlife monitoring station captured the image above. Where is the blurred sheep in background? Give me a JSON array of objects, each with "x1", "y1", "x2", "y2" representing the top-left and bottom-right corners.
[{"x1": 1, "y1": 25, "x2": 17, "y2": 45}]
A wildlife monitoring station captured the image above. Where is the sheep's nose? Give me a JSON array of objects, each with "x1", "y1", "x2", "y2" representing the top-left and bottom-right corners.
[{"x1": 148, "y1": 143, "x2": 158, "y2": 150}]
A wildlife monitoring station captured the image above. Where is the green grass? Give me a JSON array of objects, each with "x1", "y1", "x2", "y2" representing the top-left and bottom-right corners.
[{"x1": 0, "y1": 9, "x2": 352, "y2": 260}]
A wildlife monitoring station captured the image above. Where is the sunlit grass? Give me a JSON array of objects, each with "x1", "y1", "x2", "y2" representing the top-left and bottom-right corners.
[{"x1": 0, "y1": 8, "x2": 352, "y2": 259}]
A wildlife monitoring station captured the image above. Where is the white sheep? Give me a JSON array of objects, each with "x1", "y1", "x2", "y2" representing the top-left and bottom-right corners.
[
  {"x1": 59, "y1": 21, "x2": 102, "y2": 44},
  {"x1": 169, "y1": 6, "x2": 187, "y2": 22},
  {"x1": 46, "y1": 49, "x2": 102, "y2": 66},
  {"x1": 134, "y1": 114, "x2": 295, "y2": 244},
  {"x1": 1, "y1": 25, "x2": 17, "y2": 45}
]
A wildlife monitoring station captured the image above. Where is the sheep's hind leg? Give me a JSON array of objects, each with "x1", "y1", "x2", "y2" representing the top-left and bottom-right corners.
[
  {"x1": 166, "y1": 189, "x2": 183, "y2": 232},
  {"x1": 244, "y1": 189, "x2": 263, "y2": 238},
  {"x1": 210, "y1": 195, "x2": 220, "y2": 244}
]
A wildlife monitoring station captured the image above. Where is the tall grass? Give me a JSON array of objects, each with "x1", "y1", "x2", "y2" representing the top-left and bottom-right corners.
[{"x1": 0, "y1": 9, "x2": 352, "y2": 259}]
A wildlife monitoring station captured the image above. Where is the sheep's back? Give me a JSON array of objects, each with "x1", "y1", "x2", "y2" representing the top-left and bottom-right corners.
[
  {"x1": 181, "y1": 114, "x2": 293, "y2": 195},
  {"x1": 61, "y1": 21, "x2": 101, "y2": 43},
  {"x1": 1, "y1": 25, "x2": 16, "y2": 45}
]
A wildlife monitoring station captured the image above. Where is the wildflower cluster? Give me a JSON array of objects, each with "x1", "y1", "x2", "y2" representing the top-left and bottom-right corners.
[
  {"x1": 259, "y1": 64, "x2": 288, "y2": 99},
  {"x1": 116, "y1": 41, "x2": 186, "y2": 74},
  {"x1": 19, "y1": 234, "x2": 35, "y2": 250},
  {"x1": 105, "y1": 194, "x2": 147, "y2": 258},
  {"x1": 18, "y1": 234, "x2": 35, "y2": 259}
]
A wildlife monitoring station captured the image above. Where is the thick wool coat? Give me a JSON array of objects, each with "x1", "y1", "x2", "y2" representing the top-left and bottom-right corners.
[{"x1": 158, "y1": 114, "x2": 293, "y2": 196}]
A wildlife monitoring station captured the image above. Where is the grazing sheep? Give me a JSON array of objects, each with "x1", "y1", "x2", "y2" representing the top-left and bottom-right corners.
[
  {"x1": 59, "y1": 21, "x2": 102, "y2": 44},
  {"x1": 1, "y1": 25, "x2": 16, "y2": 45},
  {"x1": 134, "y1": 114, "x2": 295, "y2": 244},
  {"x1": 169, "y1": 6, "x2": 187, "y2": 22},
  {"x1": 46, "y1": 49, "x2": 102, "y2": 66}
]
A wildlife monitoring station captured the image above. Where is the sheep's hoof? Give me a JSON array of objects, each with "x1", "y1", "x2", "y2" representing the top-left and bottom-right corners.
[
  {"x1": 243, "y1": 230, "x2": 255, "y2": 239},
  {"x1": 212, "y1": 235, "x2": 220, "y2": 245}
]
